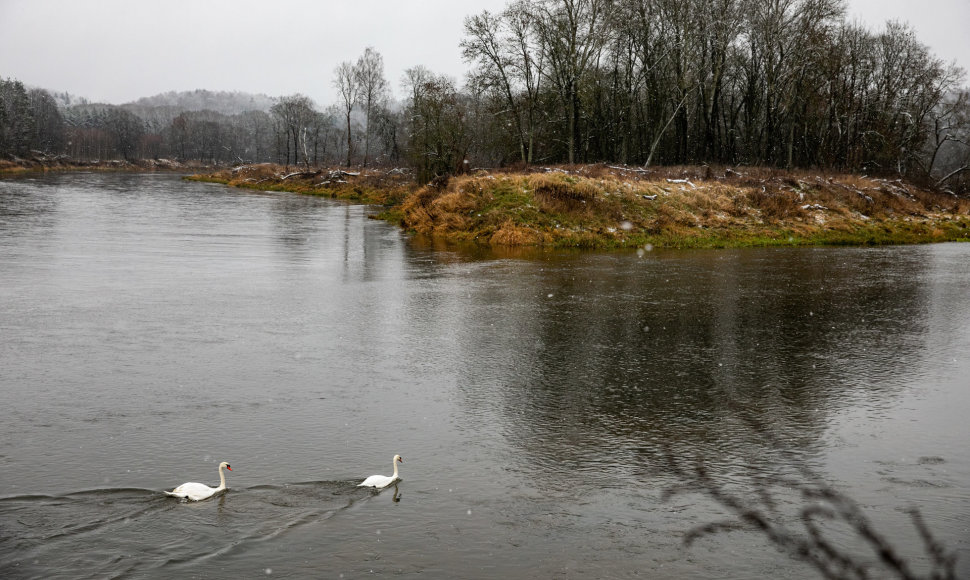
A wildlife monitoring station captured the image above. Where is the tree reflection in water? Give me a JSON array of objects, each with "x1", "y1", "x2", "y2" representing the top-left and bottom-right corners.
[{"x1": 662, "y1": 418, "x2": 957, "y2": 580}]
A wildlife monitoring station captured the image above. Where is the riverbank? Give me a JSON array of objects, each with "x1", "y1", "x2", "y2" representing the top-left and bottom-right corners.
[
  {"x1": 189, "y1": 163, "x2": 970, "y2": 250},
  {"x1": 0, "y1": 156, "x2": 194, "y2": 174}
]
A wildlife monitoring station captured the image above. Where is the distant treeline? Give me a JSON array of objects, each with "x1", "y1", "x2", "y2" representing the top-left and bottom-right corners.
[{"x1": 2, "y1": 0, "x2": 969, "y2": 190}]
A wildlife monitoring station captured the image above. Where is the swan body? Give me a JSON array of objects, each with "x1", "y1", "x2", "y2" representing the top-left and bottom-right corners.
[
  {"x1": 358, "y1": 455, "x2": 403, "y2": 489},
  {"x1": 165, "y1": 461, "x2": 232, "y2": 501}
]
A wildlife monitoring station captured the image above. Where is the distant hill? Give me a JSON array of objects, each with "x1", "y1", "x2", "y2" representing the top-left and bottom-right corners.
[
  {"x1": 53, "y1": 89, "x2": 279, "y2": 132},
  {"x1": 50, "y1": 91, "x2": 90, "y2": 108},
  {"x1": 129, "y1": 90, "x2": 276, "y2": 115}
]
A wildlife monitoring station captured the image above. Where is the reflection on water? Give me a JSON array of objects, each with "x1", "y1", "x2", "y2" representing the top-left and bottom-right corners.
[
  {"x1": 1, "y1": 173, "x2": 968, "y2": 579},
  {"x1": 447, "y1": 248, "x2": 952, "y2": 480}
]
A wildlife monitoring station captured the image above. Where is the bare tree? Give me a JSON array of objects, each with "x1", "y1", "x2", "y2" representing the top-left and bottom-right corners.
[
  {"x1": 694, "y1": 0, "x2": 749, "y2": 160},
  {"x1": 926, "y1": 89, "x2": 970, "y2": 188},
  {"x1": 464, "y1": 9, "x2": 529, "y2": 165},
  {"x1": 239, "y1": 110, "x2": 274, "y2": 162},
  {"x1": 354, "y1": 47, "x2": 388, "y2": 167},
  {"x1": 304, "y1": 109, "x2": 338, "y2": 166},
  {"x1": 462, "y1": 1, "x2": 547, "y2": 165},
  {"x1": 505, "y1": 0, "x2": 546, "y2": 164},
  {"x1": 106, "y1": 107, "x2": 143, "y2": 161},
  {"x1": 333, "y1": 61, "x2": 360, "y2": 167},
  {"x1": 403, "y1": 67, "x2": 471, "y2": 182},
  {"x1": 271, "y1": 94, "x2": 316, "y2": 167},
  {"x1": 533, "y1": 0, "x2": 614, "y2": 164}
]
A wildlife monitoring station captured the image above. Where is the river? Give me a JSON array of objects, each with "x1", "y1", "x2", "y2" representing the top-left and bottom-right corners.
[{"x1": 1, "y1": 172, "x2": 968, "y2": 579}]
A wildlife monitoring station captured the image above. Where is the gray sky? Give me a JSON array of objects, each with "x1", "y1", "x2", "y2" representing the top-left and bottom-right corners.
[{"x1": 1, "y1": 0, "x2": 967, "y2": 107}]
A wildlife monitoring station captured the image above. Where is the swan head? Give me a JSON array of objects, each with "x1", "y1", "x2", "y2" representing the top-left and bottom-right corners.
[
  {"x1": 394, "y1": 455, "x2": 403, "y2": 464},
  {"x1": 219, "y1": 462, "x2": 232, "y2": 471}
]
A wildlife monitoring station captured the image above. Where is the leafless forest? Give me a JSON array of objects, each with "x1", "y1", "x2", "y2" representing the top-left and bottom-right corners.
[{"x1": 2, "y1": 0, "x2": 969, "y2": 191}]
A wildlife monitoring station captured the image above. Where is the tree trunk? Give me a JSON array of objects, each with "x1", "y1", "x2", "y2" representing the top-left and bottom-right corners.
[
  {"x1": 363, "y1": 101, "x2": 370, "y2": 167},
  {"x1": 345, "y1": 111, "x2": 352, "y2": 167},
  {"x1": 568, "y1": 79, "x2": 578, "y2": 165}
]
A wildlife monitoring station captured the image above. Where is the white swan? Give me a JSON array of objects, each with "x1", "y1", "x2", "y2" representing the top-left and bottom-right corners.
[
  {"x1": 358, "y1": 455, "x2": 403, "y2": 489},
  {"x1": 164, "y1": 461, "x2": 232, "y2": 501}
]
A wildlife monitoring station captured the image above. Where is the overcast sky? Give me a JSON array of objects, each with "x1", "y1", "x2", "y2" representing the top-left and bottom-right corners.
[{"x1": 1, "y1": 0, "x2": 967, "y2": 106}]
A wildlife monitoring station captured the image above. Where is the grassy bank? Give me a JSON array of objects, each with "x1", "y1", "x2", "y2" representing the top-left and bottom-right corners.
[
  {"x1": 188, "y1": 163, "x2": 414, "y2": 206},
  {"x1": 193, "y1": 163, "x2": 970, "y2": 250},
  {"x1": 0, "y1": 156, "x2": 195, "y2": 174}
]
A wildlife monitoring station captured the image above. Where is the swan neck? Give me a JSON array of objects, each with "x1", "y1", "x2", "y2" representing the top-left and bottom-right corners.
[
  {"x1": 217, "y1": 465, "x2": 227, "y2": 490},
  {"x1": 391, "y1": 460, "x2": 399, "y2": 479}
]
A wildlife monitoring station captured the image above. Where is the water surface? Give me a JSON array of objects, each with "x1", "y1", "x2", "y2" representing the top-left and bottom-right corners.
[{"x1": 1, "y1": 173, "x2": 968, "y2": 578}]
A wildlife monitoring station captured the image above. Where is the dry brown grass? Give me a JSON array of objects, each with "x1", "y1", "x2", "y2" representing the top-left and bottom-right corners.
[
  {"x1": 528, "y1": 173, "x2": 599, "y2": 213},
  {"x1": 227, "y1": 163, "x2": 279, "y2": 181},
  {"x1": 0, "y1": 159, "x2": 28, "y2": 174},
  {"x1": 429, "y1": 192, "x2": 476, "y2": 233},
  {"x1": 679, "y1": 184, "x2": 738, "y2": 215},
  {"x1": 398, "y1": 180, "x2": 484, "y2": 236},
  {"x1": 744, "y1": 188, "x2": 805, "y2": 221},
  {"x1": 399, "y1": 186, "x2": 440, "y2": 234},
  {"x1": 433, "y1": 190, "x2": 478, "y2": 214},
  {"x1": 490, "y1": 221, "x2": 543, "y2": 245}
]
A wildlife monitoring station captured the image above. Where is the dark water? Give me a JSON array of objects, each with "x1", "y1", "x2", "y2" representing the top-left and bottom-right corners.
[{"x1": 1, "y1": 173, "x2": 968, "y2": 579}]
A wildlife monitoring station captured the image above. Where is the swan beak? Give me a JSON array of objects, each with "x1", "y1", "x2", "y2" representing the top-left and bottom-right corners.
[
  {"x1": 398, "y1": 457, "x2": 403, "y2": 463},
  {"x1": 226, "y1": 466, "x2": 232, "y2": 471}
]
